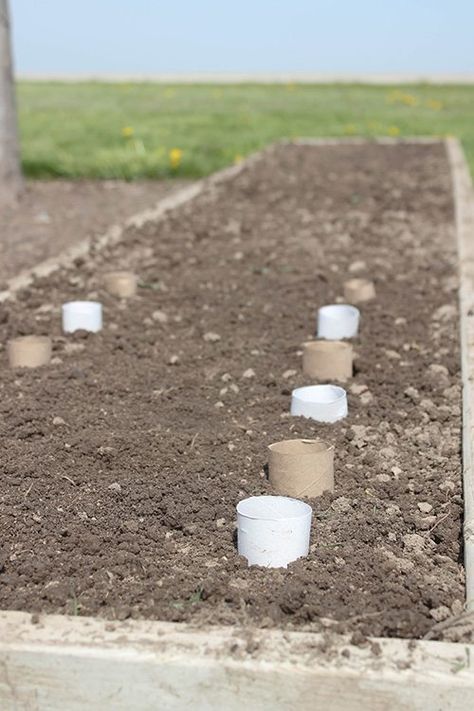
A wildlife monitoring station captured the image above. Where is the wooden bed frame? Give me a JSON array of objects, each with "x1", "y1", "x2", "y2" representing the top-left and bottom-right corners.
[{"x1": 1, "y1": 138, "x2": 473, "y2": 710}]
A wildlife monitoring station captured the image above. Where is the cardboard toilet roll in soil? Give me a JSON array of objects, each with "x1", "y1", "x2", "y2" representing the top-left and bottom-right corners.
[
  {"x1": 103, "y1": 271, "x2": 137, "y2": 298},
  {"x1": 268, "y1": 439, "x2": 334, "y2": 498},
  {"x1": 343, "y1": 278, "x2": 376, "y2": 304},
  {"x1": 302, "y1": 340, "x2": 353, "y2": 381},
  {"x1": 7, "y1": 335, "x2": 52, "y2": 368}
]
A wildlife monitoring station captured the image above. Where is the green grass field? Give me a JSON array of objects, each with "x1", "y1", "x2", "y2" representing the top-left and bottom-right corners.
[{"x1": 17, "y1": 82, "x2": 474, "y2": 180}]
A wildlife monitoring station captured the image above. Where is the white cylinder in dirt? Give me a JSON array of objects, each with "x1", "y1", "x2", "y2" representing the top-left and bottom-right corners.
[
  {"x1": 237, "y1": 495, "x2": 312, "y2": 568},
  {"x1": 291, "y1": 384, "x2": 348, "y2": 422},
  {"x1": 62, "y1": 301, "x2": 103, "y2": 334},
  {"x1": 317, "y1": 304, "x2": 360, "y2": 339}
]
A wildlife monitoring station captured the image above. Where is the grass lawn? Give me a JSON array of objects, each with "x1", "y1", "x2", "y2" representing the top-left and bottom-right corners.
[{"x1": 17, "y1": 82, "x2": 474, "y2": 180}]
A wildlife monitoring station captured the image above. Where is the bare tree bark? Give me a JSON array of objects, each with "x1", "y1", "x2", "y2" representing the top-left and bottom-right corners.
[{"x1": 0, "y1": 0, "x2": 22, "y2": 208}]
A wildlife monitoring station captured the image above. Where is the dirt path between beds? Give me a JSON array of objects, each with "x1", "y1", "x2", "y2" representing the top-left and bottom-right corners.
[
  {"x1": 0, "y1": 142, "x2": 464, "y2": 639},
  {"x1": 0, "y1": 179, "x2": 189, "y2": 284}
]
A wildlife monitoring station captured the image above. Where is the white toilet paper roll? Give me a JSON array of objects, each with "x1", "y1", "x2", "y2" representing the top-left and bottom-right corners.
[
  {"x1": 62, "y1": 301, "x2": 103, "y2": 334},
  {"x1": 291, "y1": 384, "x2": 348, "y2": 422},
  {"x1": 237, "y1": 495, "x2": 312, "y2": 568},
  {"x1": 317, "y1": 304, "x2": 360, "y2": 339}
]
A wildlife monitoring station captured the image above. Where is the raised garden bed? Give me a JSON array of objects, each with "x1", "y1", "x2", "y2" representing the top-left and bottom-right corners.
[{"x1": 1, "y1": 138, "x2": 474, "y2": 708}]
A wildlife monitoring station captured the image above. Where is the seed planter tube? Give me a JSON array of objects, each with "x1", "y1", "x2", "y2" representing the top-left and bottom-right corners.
[
  {"x1": 268, "y1": 439, "x2": 334, "y2": 498},
  {"x1": 291, "y1": 384, "x2": 348, "y2": 422},
  {"x1": 103, "y1": 271, "x2": 138, "y2": 298},
  {"x1": 317, "y1": 304, "x2": 360, "y2": 340},
  {"x1": 343, "y1": 278, "x2": 376, "y2": 304},
  {"x1": 302, "y1": 340, "x2": 353, "y2": 381},
  {"x1": 62, "y1": 301, "x2": 103, "y2": 334},
  {"x1": 237, "y1": 495, "x2": 312, "y2": 568},
  {"x1": 7, "y1": 335, "x2": 52, "y2": 368}
]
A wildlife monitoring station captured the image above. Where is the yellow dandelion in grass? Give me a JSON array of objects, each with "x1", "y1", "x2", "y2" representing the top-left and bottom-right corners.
[
  {"x1": 367, "y1": 120, "x2": 381, "y2": 132},
  {"x1": 401, "y1": 93, "x2": 418, "y2": 106},
  {"x1": 386, "y1": 91, "x2": 418, "y2": 107},
  {"x1": 386, "y1": 90, "x2": 403, "y2": 104},
  {"x1": 343, "y1": 124, "x2": 357, "y2": 135},
  {"x1": 121, "y1": 126, "x2": 134, "y2": 138},
  {"x1": 234, "y1": 154, "x2": 244, "y2": 165},
  {"x1": 387, "y1": 126, "x2": 400, "y2": 137},
  {"x1": 169, "y1": 148, "x2": 183, "y2": 169},
  {"x1": 426, "y1": 99, "x2": 443, "y2": 111}
]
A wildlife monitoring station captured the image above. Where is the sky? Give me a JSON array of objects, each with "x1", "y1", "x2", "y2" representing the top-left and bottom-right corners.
[{"x1": 10, "y1": 0, "x2": 474, "y2": 76}]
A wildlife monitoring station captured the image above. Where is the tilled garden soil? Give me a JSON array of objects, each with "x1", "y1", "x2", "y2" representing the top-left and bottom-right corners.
[{"x1": 0, "y1": 142, "x2": 464, "y2": 639}]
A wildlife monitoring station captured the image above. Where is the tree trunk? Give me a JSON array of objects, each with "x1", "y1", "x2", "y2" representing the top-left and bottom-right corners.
[{"x1": 0, "y1": 0, "x2": 22, "y2": 208}]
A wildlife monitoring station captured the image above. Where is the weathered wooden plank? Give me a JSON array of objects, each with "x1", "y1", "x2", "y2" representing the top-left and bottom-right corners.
[
  {"x1": 0, "y1": 611, "x2": 473, "y2": 711},
  {"x1": 446, "y1": 137, "x2": 474, "y2": 608}
]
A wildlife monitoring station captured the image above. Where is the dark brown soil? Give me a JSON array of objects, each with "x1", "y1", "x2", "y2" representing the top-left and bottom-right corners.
[
  {"x1": 0, "y1": 179, "x2": 190, "y2": 283},
  {"x1": 0, "y1": 142, "x2": 464, "y2": 639}
]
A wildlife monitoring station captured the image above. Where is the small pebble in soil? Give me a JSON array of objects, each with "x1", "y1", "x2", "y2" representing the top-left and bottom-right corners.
[
  {"x1": 350, "y1": 383, "x2": 368, "y2": 395},
  {"x1": 379, "y1": 447, "x2": 396, "y2": 459},
  {"x1": 242, "y1": 368, "x2": 256, "y2": 379},
  {"x1": 417, "y1": 502, "x2": 433, "y2": 514},
  {"x1": 331, "y1": 496, "x2": 352, "y2": 513},
  {"x1": 64, "y1": 342, "x2": 85, "y2": 355},
  {"x1": 432, "y1": 304, "x2": 457, "y2": 322},
  {"x1": 403, "y1": 533, "x2": 427, "y2": 552},
  {"x1": 404, "y1": 386, "x2": 419, "y2": 402},
  {"x1": 203, "y1": 332, "x2": 221, "y2": 342},
  {"x1": 52, "y1": 416, "x2": 66, "y2": 426},
  {"x1": 427, "y1": 363, "x2": 450, "y2": 387},
  {"x1": 348, "y1": 260, "x2": 366, "y2": 273},
  {"x1": 152, "y1": 310, "x2": 168, "y2": 323},
  {"x1": 430, "y1": 605, "x2": 451, "y2": 622}
]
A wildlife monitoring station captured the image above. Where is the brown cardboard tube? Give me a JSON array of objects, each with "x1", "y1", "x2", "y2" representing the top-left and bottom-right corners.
[
  {"x1": 343, "y1": 278, "x2": 376, "y2": 304},
  {"x1": 302, "y1": 340, "x2": 352, "y2": 381},
  {"x1": 7, "y1": 335, "x2": 52, "y2": 368},
  {"x1": 103, "y1": 271, "x2": 137, "y2": 298},
  {"x1": 268, "y1": 439, "x2": 334, "y2": 498}
]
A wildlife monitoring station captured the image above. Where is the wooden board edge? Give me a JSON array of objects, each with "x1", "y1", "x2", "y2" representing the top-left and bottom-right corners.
[
  {"x1": 0, "y1": 611, "x2": 473, "y2": 710},
  {"x1": 446, "y1": 136, "x2": 474, "y2": 608}
]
